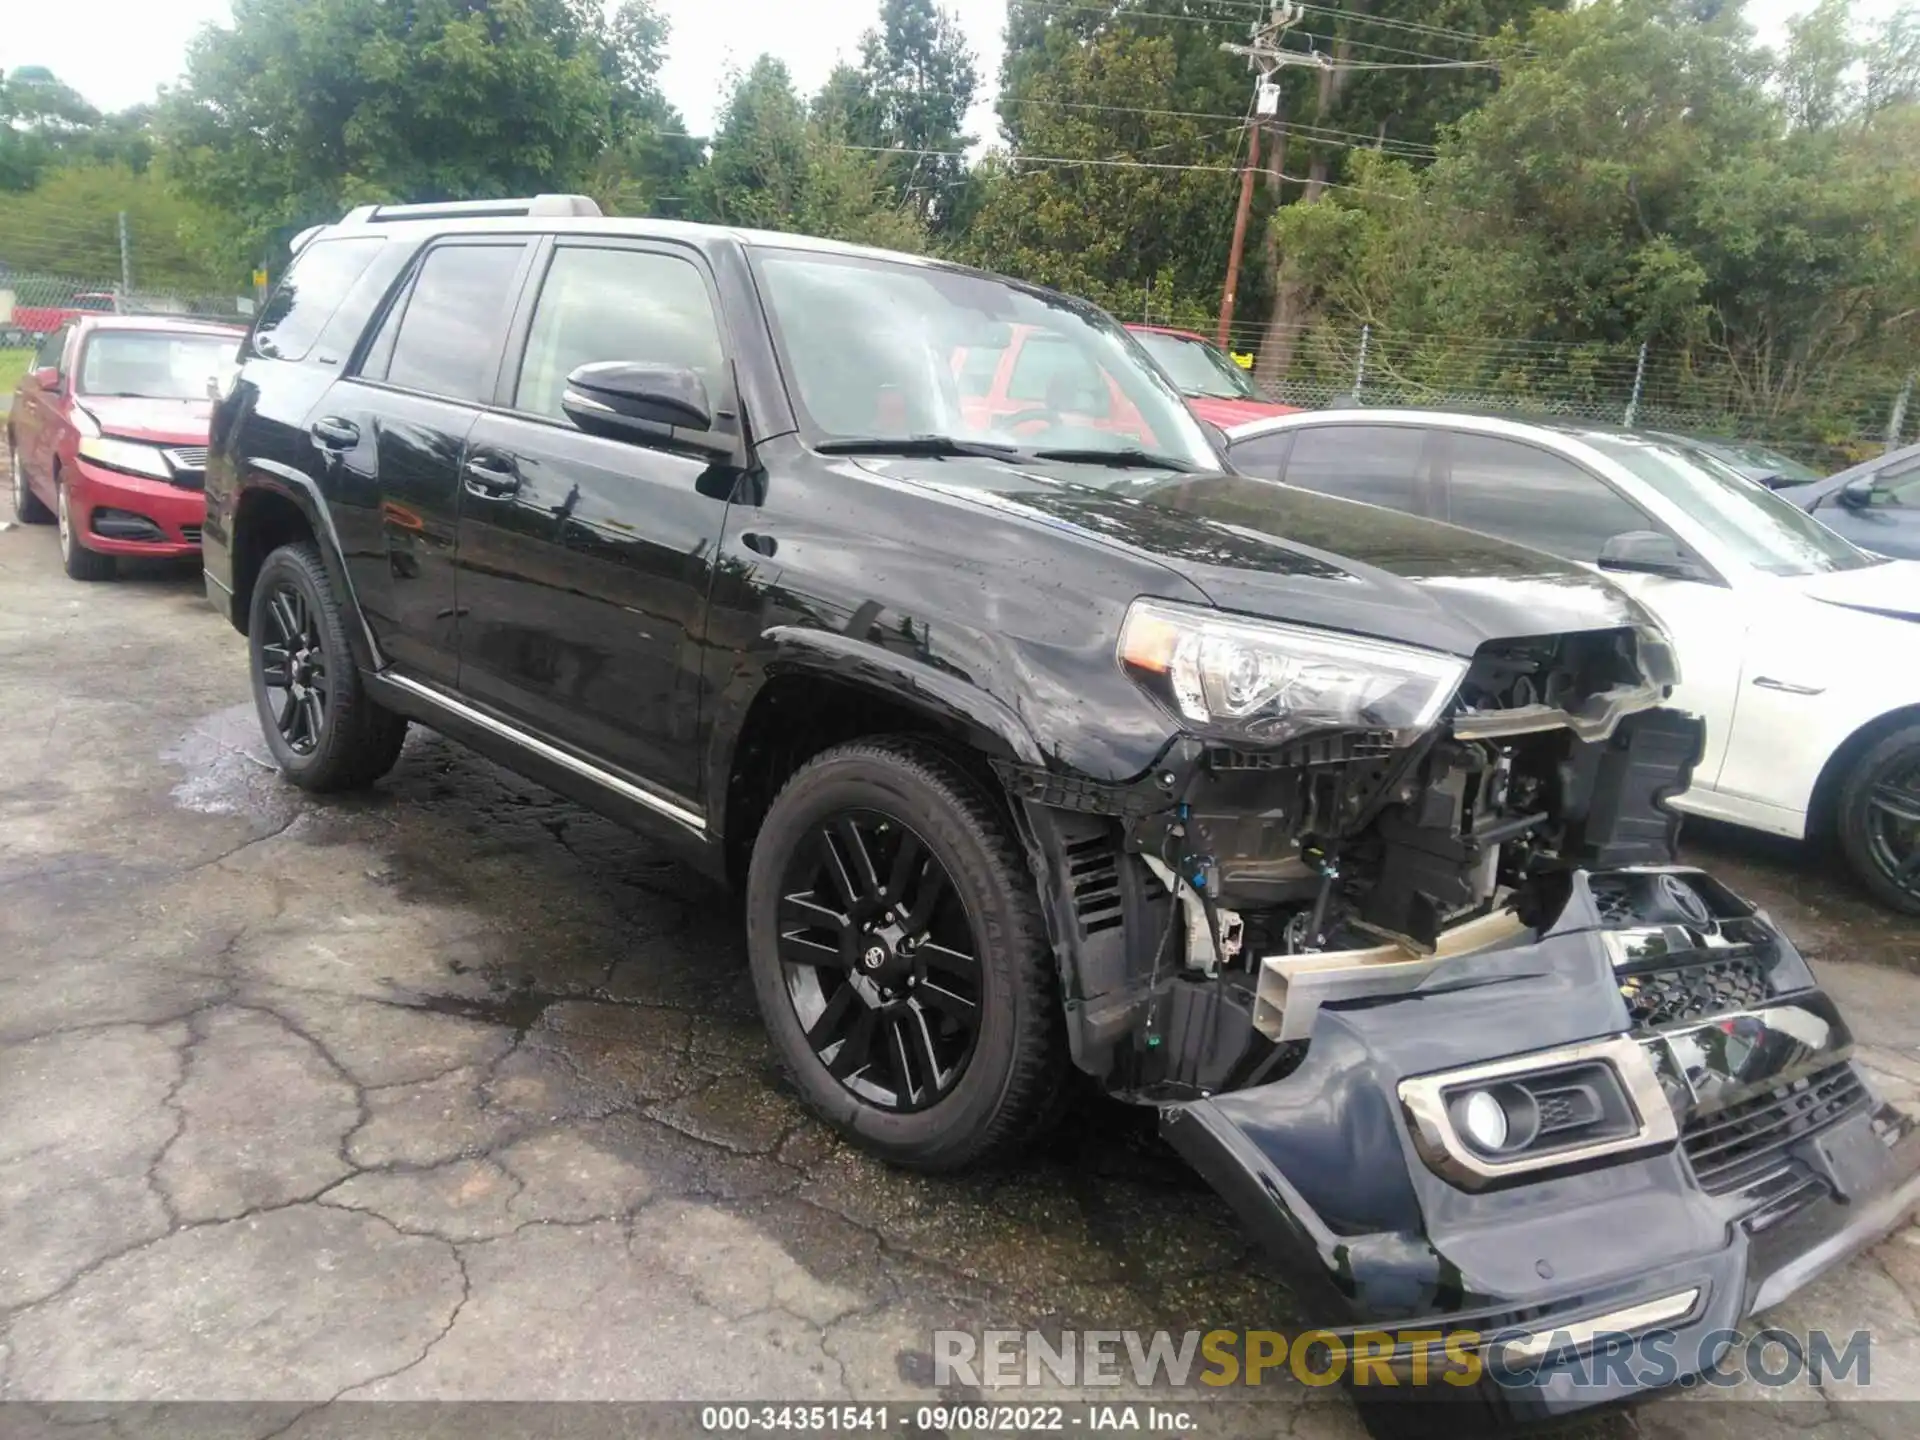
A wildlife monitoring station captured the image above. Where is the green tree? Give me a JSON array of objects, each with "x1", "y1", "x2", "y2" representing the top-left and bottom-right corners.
[
  {"x1": 0, "y1": 66, "x2": 103, "y2": 191},
  {"x1": 849, "y1": 0, "x2": 979, "y2": 228},
  {"x1": 702, "y1": 56, "x2": 921, "y2": 250},
  {"x1": 160, "y1": 0, "x2": 630, "y2": 263},
  {"x1": 700, "y1": 56, "x2": 810, "y2": 229},
  {"x1": 965, "y1": 24, "x2": 1251, "y2": 322},
  {"x1": 1265, "y1": 1, "x2": 1920, "y2": 429}
]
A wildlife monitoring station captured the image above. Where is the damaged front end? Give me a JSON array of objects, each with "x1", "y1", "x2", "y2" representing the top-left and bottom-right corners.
[{"x1": 1002, "y1": 607, "x2": 1920, "y2": 1414}]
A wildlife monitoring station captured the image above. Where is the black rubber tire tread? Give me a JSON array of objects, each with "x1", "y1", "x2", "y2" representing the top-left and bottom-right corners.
[
  {"x1": 57, "y1": 475, "x2": 116, "y2": 580},
  {"x1": 745, "y1": 736, "x2": 1067, "y2": 1172},
  {"x1": 1836, "y1": 722, "x2": 1920, "y2": 916},
  {"x1": 8, "y1": 433, "x2": 53, "y2": 523},
  {"x1": 249, "y1": 542, "x2": 408, "y2": 792}
]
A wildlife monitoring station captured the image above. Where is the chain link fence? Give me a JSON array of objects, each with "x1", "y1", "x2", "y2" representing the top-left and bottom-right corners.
[
  {"x1": 2, "y1": 269, "x2": 250, "y2": 349},
  {"x1": 1209, "y1": 320, "x2": 1917, "y2": 470}
]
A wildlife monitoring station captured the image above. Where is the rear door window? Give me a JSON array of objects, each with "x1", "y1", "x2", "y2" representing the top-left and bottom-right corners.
[
  {"x1": 1282, "y1": 424, "x2": 1433, "y2": 514},
  {"x1": 366, "y1": 243, "x2": 528, "y2": 404},
  {"x1": 252, "y1": 237, "x2": 386, "y2": 362}
]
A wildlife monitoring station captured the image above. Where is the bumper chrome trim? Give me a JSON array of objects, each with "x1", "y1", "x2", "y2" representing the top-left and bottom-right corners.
[
  {"x1": 1399, "y1": 1034, "x2": 1679, "y2": 1188},
  {"x1": 1499, "y1": 1287, "x2": 1702, "y2": 1367}
]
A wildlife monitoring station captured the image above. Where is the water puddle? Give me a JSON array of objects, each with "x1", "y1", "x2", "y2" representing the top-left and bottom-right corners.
[{"x1": 163, "y1": 703, "x2": 303, "y2": 825}]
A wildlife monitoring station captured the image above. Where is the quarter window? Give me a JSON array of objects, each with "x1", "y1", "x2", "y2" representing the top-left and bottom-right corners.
[
  {"x1": 253, "y1": 237, "x2": 385, "y2": 362},
  {"x1": 1444, "y1": 434, "x2": 1656, "y2": 562},
  {"x1": 514, "y1": 246, "x2": 726, "y2": 421},
  {"x1": 1226, "y1": 429, "x2": 1293, "y2": 478}
]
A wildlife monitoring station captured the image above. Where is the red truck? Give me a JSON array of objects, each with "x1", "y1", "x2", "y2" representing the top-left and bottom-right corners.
[{"x1": 1, "y1": 290, "x2": 121, "y2": 347}]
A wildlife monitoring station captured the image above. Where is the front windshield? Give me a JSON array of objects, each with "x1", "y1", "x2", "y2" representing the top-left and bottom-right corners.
[
  {"x1": 78, "y1": 332, "x2": 238, "y2": 401},
  {"x1": 752, "y1": 248, "x2": 1219, "y2": 470},
  {"x1": 1583, "y1": 434, "x2": 1877, "y2": 576},
  {"x1": 1132, "y1": 331, "x2": 1261, "y2": 401}
]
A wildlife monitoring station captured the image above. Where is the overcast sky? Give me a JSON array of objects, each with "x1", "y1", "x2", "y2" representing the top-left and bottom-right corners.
[{"x1": 0, "y1": 0, "x2": 1901, "y2": 146}]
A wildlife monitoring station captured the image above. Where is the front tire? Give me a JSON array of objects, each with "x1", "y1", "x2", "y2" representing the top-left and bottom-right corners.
[
  {"x1": 745, "y1": 738, "x2": 1064, "y2": 1171},
  {"x1": 8, "y1": 434, "x2": 52, "y2": 523},
  {"x1": 56, "y1": 476, "x2": 115, "y2": 580},
  {"x1": 248, "y1": 542, "x2": 408, "y2": 792},
  {"x1": 1837, "y1": 724, "x2": 1920, "y2": 915}
]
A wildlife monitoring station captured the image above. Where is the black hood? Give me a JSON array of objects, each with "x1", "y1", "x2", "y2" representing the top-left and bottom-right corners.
[{"x1": 865, "y1": 459, "x2": 1654, "y2": 656}]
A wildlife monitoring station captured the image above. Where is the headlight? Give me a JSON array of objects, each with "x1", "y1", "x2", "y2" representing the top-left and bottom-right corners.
[
  {"x1": 1117, "y1": 598, "x2": 1468, "y2": 745},
  {"x1": 78, "y1": 437, "x2": 172, "y2": 480}
]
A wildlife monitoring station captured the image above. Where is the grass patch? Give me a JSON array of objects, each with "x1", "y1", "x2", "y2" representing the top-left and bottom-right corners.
[{"x1": 0, "y1": 347, "x2": 31, "y2": 400}]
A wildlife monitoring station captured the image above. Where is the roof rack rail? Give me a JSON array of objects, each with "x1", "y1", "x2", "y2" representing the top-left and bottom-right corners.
[{"x1": 336, "y1": 194, "x2": 604, "y2": 225}]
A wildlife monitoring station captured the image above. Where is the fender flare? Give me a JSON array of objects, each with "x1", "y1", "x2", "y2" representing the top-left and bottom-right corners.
[
  {"x1": 231, "y1": 462, "x2": 384, "y2": 674},
  {"x1": 746, "y1": 624, "x2": 1047, "y2": 768}
]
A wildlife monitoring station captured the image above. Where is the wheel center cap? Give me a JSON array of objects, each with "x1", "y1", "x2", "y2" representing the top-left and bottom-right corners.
[{"x1": 861, "y1": 944, "x2": 887, "y2": 972}]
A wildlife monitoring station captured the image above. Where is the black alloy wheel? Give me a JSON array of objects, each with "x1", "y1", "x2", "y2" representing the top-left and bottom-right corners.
[
  {"x1": 246, "y1": 542, "x2": 408, "y2": 792},
  {"x1": 258, "y1": 581, "x2": 329, "y2": 755},
  {"x1": 1839, "y1": 723, "x2": 1920, "y2": 916},
  {"x1": 1862, "y1": 753, "x2": 1920, "y2": 903},
  {"x1": 777, "y1": 809, "x2": 984, "y2": 1112},
  {"x1": 746, "y1": 738, "x2": 1064, "y2": 1170}
]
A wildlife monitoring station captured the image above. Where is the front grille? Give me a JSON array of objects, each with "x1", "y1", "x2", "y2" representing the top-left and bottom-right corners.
[
  {"x1": 181, "y1": 525, "x2": 202, "y2": 544},
  {"x1": 1622, "y1": 956, "x2": 1772, "y2": 1030},
  {"x1": 1064, "y1": 835, "x2": 1123, "y2": 935},
  {"x1": 1683, "y1": 1063, "x2": 1870, "y2": 1195},
  {"x1": 1588, "y1": 875, "x2": 1640, "y2": 928}
]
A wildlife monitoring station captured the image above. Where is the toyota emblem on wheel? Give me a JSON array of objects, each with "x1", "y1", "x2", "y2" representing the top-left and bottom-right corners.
[{"x1": 863, "y1": 945, "x2": 886, "y2": 970}]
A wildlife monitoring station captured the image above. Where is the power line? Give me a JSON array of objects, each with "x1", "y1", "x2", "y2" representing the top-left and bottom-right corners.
[{"x1": 1018, "y1": 2, "x2": 1506, "y2": 68}]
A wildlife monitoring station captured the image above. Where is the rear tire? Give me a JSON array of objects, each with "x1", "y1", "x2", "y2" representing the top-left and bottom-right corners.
[
  {"x1": 8, "y1": 433, "x2": 52, "y2": 523},
  {"x1": 1837, "y1": 724, "x2": 1920, "y2": 915},
  {"x1": 745, "y1": 737, "x2": 1064, "y2": 1171},
  {"x1": 248, "y1": 542, "x2": 408, "y2": 791},
  {"x1": 56, "y1": 476, "x2": 116, "y2": 580}
]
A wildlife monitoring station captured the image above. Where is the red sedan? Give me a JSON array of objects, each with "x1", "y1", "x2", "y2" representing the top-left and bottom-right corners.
[
  {"x1": 8, "y1": 315, "x2": 243, "y2": 580},
  {"x1": 1124, "y1": 324, "x2": 1300, "y2": 428}
]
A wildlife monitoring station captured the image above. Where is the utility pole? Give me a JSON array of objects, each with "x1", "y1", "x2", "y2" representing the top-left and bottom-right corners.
[
  {"x1": 117, "y1": 211, "x2": 132, "y2": 299},
  {"x1": 1217, "y1": 4, "x2": 1318, "y2": 350}
]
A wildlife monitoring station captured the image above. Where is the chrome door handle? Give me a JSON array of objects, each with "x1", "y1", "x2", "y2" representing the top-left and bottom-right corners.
[{"x1": 1752, "y1": 676, "x2": 1825, "y2": 696}]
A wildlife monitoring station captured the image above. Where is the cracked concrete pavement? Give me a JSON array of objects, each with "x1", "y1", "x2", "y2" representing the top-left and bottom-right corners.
[{"x1": 3, "y1": 515, "x2": 1920, "y2": 1437}]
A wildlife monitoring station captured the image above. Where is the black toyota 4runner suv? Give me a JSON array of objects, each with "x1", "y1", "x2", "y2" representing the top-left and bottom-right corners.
[{"x1": 206, "y1": 195, "x2": 1919, "y2": 1418}]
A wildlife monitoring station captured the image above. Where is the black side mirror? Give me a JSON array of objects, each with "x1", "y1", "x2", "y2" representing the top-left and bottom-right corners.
[
  {"x1": 562, "y1": 361, "x2": 727, "y2": 455},
  {"x1": 1839, "y1": 476, "x2": 1875, "y2": 510},
  {"x1": 1597, "y1": 530, "x2": 1711, "y2": 582}
]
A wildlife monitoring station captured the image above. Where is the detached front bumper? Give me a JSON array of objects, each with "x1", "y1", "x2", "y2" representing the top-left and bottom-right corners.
[
  {"x1": 1161, "y1": 872, "x2": 1920, "y2": 1417},
  {"x1": 69, "y1": 457, "x2": 205, "y2": 557}
]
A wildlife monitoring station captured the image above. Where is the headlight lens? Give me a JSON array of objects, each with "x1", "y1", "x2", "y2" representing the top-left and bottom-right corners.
[
  {"x1": 78, "y1": 437, "x2": 172, "y2": 480},
  {"x1": 1118, "y1": 598, "x2": 1468, "y2": 744}
]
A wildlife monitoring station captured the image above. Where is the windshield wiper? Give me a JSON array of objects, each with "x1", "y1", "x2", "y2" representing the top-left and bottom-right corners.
[
  {"x1": 1027, "y1": 447, "x2": 1196, "y2": 472},
  {"x1": 816, "y1": 435, "x2": 1024, "y2": 460}
]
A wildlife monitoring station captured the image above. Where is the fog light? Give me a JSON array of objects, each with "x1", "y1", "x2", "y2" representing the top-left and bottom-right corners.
[
  {"x1": 1451, "y1": 1082, "x2": 1541, "y2": 1156},
  {"x1": 1461, "y1": 1089, "x2": 1508, "y2": 1151}
]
